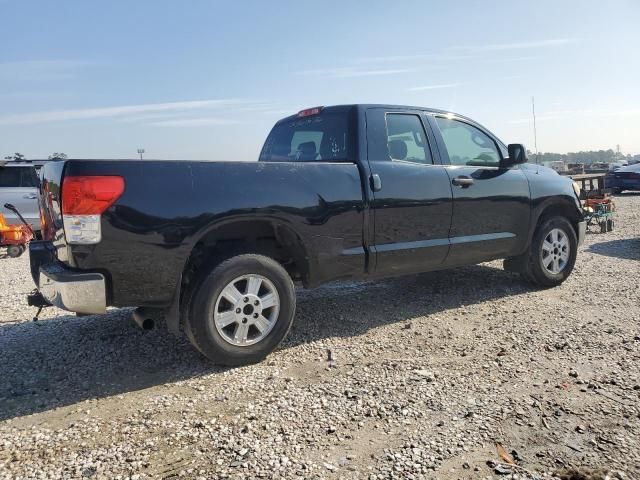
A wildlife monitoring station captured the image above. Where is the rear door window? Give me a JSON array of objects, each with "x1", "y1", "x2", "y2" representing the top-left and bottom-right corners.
[
  {"x1": 385, "y1": 114, "x2": 433, "y2": 164},
  {"x1": 0, "y1": 167, "x2": 37, "y2": 188},
  {"x1": 260, "y1": 110, "x2": 353, "y2": 162}
]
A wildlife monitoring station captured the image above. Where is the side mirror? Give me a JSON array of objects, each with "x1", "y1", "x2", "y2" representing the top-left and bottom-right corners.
[{"x1": 505, "y1": 144, "x2": 528, "y2": 167}]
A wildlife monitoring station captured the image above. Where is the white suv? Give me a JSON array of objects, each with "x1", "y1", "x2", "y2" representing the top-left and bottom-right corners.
[{"x1": 0, "y1": 161, "x2": 41, "y2": 234}]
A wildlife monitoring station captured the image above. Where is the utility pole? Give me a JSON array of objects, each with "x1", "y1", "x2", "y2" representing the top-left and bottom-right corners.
[
  {"x1": 532, "y1": 96, "x2": 538, "y2": 164},
  {"x1": 137, "y1": 148, "x2": 145, "y2": 160}
]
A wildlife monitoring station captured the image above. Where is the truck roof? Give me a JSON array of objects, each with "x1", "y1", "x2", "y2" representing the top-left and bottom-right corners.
[
  {"x1": 276, "y1": 104, "x2": 474, "y2": 125},
  {"x1": 274, "y1": 104, "x2": 504, "y2": 148}
]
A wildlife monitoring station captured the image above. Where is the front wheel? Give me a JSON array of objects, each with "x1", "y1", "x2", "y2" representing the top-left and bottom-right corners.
[
  {"x1": 520, "y1": 216, "x2": 578, "y2": 287},
  {"x1": 184, "y1": 254, "x2": 296, "y2": 365}
]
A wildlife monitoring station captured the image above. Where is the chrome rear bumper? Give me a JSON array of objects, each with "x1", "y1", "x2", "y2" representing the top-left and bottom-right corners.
[{"x1": 38, "y1": 263, "x2": 106, "y2": 314}]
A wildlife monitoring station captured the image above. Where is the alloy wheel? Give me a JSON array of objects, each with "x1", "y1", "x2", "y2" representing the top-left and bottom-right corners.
[{"x1": 213, "y1": 274, "x2": 280, "y2": 347}]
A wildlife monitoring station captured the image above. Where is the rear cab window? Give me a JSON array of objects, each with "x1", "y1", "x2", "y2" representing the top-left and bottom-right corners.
[
  {"x1": 0, "y1": 166, "x2": 38, "y2": 188},
  {"x1": 259, "y1": 107, "x2": 355, "y2": 162}
]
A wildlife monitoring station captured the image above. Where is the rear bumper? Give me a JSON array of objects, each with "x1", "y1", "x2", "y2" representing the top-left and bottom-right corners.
[
  {"x1": 577, "y1": 220, "x2": 586, "y2": 246},
  {"x1": 29, "y1": 241, "x2": 107, "y2": 314}
]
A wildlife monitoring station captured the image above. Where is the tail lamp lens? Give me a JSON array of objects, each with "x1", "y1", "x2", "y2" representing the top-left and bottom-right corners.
[
  {"x1": 62, "y1": 176, "x2": 125, "y2": 215},
  {"x1": 61, "y1": 176, "x2": 124, "y2": 244}
]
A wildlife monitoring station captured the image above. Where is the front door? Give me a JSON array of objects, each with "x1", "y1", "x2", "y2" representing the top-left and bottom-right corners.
[
  {"x1": 427, "y1": 115, "x2": 530, "y2": 266},
  {"x1": 366, "y1": 108, "x2": 453, "y2": 276}
]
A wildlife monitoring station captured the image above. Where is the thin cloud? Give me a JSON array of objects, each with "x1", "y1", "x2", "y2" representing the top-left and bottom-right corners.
[
  {"x1": 486, "y1": 56, "x2": 540, "y2": 64},
  {"x1": 508, "y1": 107, "x2": 640, "y2": 124},
  {"x1": 509, "y1": 115, "x2": 560, "y2": 124},
  {"x1": 0, "y1": 59, "x2": 89, "y2": 69},
  {"x1": 450, "y1": 38, "x2": 578, "y2": 52},
  {"x1": 115, "y1": 111, "x2": 203, "y2": 124},
  {"x1": 297, "y1": 67, "x2": 415, "y2": 78},
  {"x1": 262, "y1": 108, "x2": 298, "y2": 116},
  {"x1": 117, "y1": 102, "x2": 275, "y2": 124},
  {"x1": 0, "y1": 59, "x2": 94, "y2": 81},
  {"x1": 355, "y1": 40, "x2": 570, "y2": 65},
  {"x1": 509, "y1": 109, "x2": 582, "y2": 124},
  {"x1": 357, "y1": 53, "x2": 478, "y2": 64},
  {"x1": 0, "y1": 99, "x2": 249, "y2": 125},
  {"x1": 496, "y1": 75, "x2": 524, "y2": 81},
  {"x1": 147, "y1": 117, "x2": 241, "y2": 127},
  {"x1": 408, "y1": 83, "x2": 464, "y2": 91},
  {"x1": 297, "y1": 39, "x2": 571, "y2": 81}
]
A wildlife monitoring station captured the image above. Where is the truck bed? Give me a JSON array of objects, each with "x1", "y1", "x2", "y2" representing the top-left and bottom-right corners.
[{"x1": 37, "y1": 159, "x2": 367, "y2": 307}]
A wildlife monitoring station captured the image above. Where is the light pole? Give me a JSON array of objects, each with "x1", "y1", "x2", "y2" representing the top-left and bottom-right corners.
[{"x1": 137, "y1": 148, "x2": 145, "y2": 160}]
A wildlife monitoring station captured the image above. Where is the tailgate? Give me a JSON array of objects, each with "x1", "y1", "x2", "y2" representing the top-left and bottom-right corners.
[{"x1": 38, "y1": 160, "x2": 67, "y2": 245}]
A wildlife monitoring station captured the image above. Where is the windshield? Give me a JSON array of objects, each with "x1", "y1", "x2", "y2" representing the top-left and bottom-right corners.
[{"x1": 259, "y1": 110, "x2": 354, "y2": 162}]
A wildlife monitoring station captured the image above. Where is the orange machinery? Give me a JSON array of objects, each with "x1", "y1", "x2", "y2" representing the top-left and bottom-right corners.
[{"x1": 0, "y1": 213, "x2": 33, "y2": 258}]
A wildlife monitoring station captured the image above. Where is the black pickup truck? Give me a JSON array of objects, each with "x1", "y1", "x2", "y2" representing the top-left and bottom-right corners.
[{"x1": 29, "y1": 104, "x2": 585, "y2": 365}]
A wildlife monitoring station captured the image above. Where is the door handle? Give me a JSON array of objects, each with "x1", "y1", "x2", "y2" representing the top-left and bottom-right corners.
[
  {"x1": 370, "y1": 174, "x2": 382, "y2": 192},
  {"x1": 452, "y1": 176, "x2": 474, "y2": 188},
  {"x1": 23, "y1": 194, "x2": 38, "y2": 199}
]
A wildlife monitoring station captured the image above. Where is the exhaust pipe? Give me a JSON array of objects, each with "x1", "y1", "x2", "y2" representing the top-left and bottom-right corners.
[{"x1": 132, "y1": 307, "x2": 155, "y2": 330}]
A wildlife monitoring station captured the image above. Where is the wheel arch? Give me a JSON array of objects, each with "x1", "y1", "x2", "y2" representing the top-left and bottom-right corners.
[
  {"x1": 529, "y1": 196, "x2": 583, "y2": 245},
  {"x1": 167, "y1": 216, "x2": 311, "y2": 334}
]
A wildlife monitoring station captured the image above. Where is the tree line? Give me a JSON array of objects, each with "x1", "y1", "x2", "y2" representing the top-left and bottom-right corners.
[
  {"x1": 528, "y1": 149, "x2": 640, "y2": 165},
  {"x1": 3, "y1": 153, "x2": 67, "y2": 161}
]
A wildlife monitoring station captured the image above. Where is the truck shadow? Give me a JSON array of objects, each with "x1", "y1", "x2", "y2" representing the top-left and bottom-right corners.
[
  {"x1": 0, "y1": 264, "x2": 535, "y2": 421},
  {"x1": 588, "y1": 238, "x2": 640, "y2": 261}
]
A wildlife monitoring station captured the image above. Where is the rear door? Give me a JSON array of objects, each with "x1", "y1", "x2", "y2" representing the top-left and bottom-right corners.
[
  {"x1": 366, "y1": 108, "x2": 453, "y2": 276},
  {"x1": 0, "y1": 165, "x2": 39, "y2": 228},
  {"x1": 427, "y1": 114, "x2": 530, "y2": 265}
]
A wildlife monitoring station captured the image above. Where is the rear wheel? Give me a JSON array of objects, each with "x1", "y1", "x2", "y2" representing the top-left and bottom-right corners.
[
  {"x1": 520, "y1": 216, "x2": 578, "y2": 287},
  {"x1": 184, "y1": 254, "x2": 296, "y2": 365}
]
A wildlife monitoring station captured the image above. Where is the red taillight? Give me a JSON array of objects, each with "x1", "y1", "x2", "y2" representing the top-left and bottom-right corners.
[
  {"x1": 62, "y1": 176, "x2": 125, "y2": 215},
  {"x1": 297, "y1": 106, "x2": 323, "y2": 117}
]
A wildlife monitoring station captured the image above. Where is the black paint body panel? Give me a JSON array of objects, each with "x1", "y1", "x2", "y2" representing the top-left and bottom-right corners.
[{"x1": 39, "y1": 160, "x2": 366, "y2": 306}]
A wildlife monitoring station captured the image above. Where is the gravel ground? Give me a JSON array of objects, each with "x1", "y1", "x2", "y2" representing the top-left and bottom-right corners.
[{"x1": 1, "y1": 194, "x2": 639, "y2": 480}]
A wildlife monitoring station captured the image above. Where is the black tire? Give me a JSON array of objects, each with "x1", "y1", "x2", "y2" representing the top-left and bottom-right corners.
[
  {"x1": 184, "y1": 254, "x2": 296, "y2": 365},
  {"x1": 520, "y1": 216, "x2": 578, "y2": 288},
  {"x1": 600, "y1": 221, "x2": 607, "y2": 233},
  {"x1": 6, "y1": 245, "x2": 22, "y2": 258},
  {"x1": 612, "y1": 188, "x2": 622, "y2": 194}
]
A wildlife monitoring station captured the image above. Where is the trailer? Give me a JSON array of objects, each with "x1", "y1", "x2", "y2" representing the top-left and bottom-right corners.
[{"x1": 569, "y1": 173, "x2": 615, "y2": 233}]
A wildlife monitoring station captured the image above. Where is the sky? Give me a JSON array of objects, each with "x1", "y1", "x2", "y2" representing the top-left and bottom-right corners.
[{"x1": 1, "y1": 0, "x2": 639, "y2": 160}]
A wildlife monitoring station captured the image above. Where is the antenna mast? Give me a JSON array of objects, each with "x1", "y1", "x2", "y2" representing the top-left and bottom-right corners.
[{"x1": 532, "y1": 96, "x2": 538, "y2": 164}]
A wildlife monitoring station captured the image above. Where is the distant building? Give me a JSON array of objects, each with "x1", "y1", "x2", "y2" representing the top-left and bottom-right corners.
[{"x1": 543, "y1": 161, "x2": 567, "y2": 173}]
